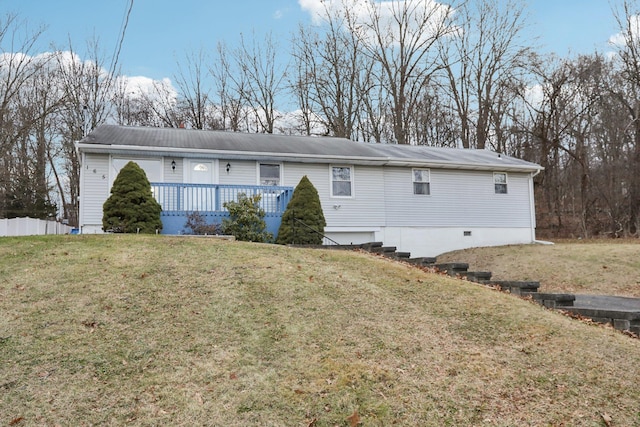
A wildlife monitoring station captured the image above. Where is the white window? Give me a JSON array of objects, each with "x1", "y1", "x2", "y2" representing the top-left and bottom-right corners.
[
  {"x1": 494, "y1": 172, "x2": 508, "y2": 194},
  {"x1": 331, "y1": 166, "x2": 353, "y2": 197},
  {"x1": 259, "y1": 163, "x2": 280, "y2": 186},
  {"x1": 413, "y1": 169, "x2": 430, "y2": 195}
]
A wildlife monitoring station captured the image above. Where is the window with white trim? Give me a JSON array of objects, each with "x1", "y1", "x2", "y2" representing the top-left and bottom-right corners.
[
  {"x1": 494, "y1": 172, "x2": 508, "y2": 194},
  {"x1": 413, "y1": 168, "x2": 430, "y2": 195},
  {"x1": 331, "y1": 166, "x2": 353, "y2": 197},
  {"x1": 259, "y1": 163, "x2": 280, "y2": 186}
]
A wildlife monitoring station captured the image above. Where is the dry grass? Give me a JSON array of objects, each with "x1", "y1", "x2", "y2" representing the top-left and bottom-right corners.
[
  {"x1": 437, "y1": 240, "x2": 640, "y2": 296},
  {"x1": 1, "y1": 235, "x2": 640, "y2": 426}
]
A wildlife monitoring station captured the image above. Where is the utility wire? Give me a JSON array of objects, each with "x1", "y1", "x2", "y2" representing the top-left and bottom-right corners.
[{"x1": 108, "y1": 0, "x2": 134, "y2": 82}]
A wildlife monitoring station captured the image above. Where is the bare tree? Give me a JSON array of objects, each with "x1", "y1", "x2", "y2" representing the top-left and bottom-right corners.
[
  {"x1": 54, "y1": 40, "x2": 116, "y2": 225},
  {"x1": 230, "y1": 32, "x2": 287, "y2": 134},
  {"x1": 15, "y1": 55, "x2": 66, "y2": 219},
  {"x1": 346, "y1": 0, "x2": 456, "y2": 144},
  {"x1": 173, "y1": 49, "x2": 213, "y2": 129},
  {"x1": 609, "y1": 0, "x2": 640, "y2": 235},
  {"x1": 210, "y1": 41, "x2": 246, "y2": 131},
  {"x1": 291, "y1": 2, "x2": 369, "y2": 139},
  {"x1": 439, "y1": 0, "x2": 530, "y2": 149},
  {"x1": 511, "y1": 53, "x2": 603, "y2": 237},
  {"x1": 0, "y1": 14, "x2": 47, "y2": 218}
]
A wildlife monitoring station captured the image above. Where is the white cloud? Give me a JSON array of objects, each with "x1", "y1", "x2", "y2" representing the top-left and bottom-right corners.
[
  {"x1": 298, "y1": 0, "x2": 453, "y2": 46},
  {"x1": 524, "y1": 84, "x2": 543, "y2": 109},
  {"x1": 118, "y1": 75, "x2": 175, "y2": 99},
  {"x1": 608, "y1": 14, "x2": 640, "y2": 48}
]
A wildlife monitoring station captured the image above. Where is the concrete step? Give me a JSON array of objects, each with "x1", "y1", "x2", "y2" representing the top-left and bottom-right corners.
[
  {"x1": 371, "y1": 246, "x2": 397, "y2": 254},
  {"x1": 525, "y1": 292, "x2": 576, "y2": 308},
  {"x1": 435, "y1": 263, "x2": 469, "y2": 275},
  {"x1": 487, "y1": 280, "x2": 541, "y2": 295},
  {"x1": 390, "y1": 251, "x2": 412, "y2": 259},
  {"x1": 558, "y1": 306, "x2": 640, "y2": 335},
  {"x1": 360, "y1": 242, "x2": 383, "y2": 250},
  {"x1": 460, "y1": 271, "x2": 492, "y2": 282},
  {"x1": 407, "y1": 257, "x2": 437, "y2": 266}
]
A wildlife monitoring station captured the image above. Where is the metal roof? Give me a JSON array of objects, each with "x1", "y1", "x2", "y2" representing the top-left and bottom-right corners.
[{"x1": 76, "y1": 125, "x2": 543, "y2": 172}]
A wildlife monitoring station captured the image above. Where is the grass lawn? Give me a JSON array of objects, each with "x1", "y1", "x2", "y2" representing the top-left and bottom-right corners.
[
  {"x1": 437, "y1": 240, "x2": 640, "y2": 297},
  {"x1": 1, "y1": 235, "x2": 640, "y2": 426}
]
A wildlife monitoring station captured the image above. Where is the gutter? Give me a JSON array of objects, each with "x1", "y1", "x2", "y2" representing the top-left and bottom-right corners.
[{"x1": 75, "y1": 142, "x2": 544, "y2": 173}]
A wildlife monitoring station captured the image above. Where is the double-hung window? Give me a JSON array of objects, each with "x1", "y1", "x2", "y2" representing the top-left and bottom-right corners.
[
  {"x1": 259, "y1": 163, "x2": 280, "y2": 186},
  {"x1": 331, "y1": 166, "x2": 353, "y2": 197},
  {"x1": 413, "y1": 169, "x2": 430, "y2": 195},
  {"x1": 494, "y1": 172, "x2": 508, "y2": 194}
]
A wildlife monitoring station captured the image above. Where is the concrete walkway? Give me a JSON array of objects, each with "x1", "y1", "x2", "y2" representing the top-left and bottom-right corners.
[
  {"x1": 569, "y1": 295, "x2": 640, "y2": 312},
  {"x1": 556, "y1": 294, "x2": 640, "y2": 336}
]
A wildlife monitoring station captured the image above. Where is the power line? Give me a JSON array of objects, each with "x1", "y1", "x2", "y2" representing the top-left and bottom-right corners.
[{"x1": 108, "y1": 0, "x2": 134, "y2": 80}]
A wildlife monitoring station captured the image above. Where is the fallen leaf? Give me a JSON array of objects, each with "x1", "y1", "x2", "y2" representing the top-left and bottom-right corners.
[
  {"x1": 346, "y1": 409, "x2": 361, "y2": 426},
  {"x1": 82, "y1": 320, "x2": 97, "y2": 329},
  {"x1": 9, "y1": 417, "x2": 24, "y2": 426},
  {"x1": 601, "y1": 413, "x2": 612, "y2": 427},
  {"x1": 306, "y1": 418, "x2": 317, "y2": 427},
  {"x1": 229, "y1": 372, "x2": 238, "y2": 380}
]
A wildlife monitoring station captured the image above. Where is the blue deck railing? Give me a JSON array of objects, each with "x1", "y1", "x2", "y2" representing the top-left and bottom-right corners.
[
  {"x1": 150, "y1": 183, "x2": 294, "y2": 236},
  {"x1": 151, "y1": 183, "x2": 294, "y2": 214}
]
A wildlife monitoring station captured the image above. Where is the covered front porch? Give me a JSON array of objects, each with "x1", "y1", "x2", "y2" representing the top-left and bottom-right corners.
[{"x1": 151, "y1": 183, "x2": 294, "y2": 236}]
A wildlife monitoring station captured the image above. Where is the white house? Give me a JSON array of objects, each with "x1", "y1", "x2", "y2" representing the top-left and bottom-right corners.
[{"x1": 75, "y1": 125, "x2": 543, "y2": 257}]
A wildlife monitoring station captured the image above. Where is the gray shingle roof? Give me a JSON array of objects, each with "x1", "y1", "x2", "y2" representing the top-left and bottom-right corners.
[{"x1": 77, "y1": 125, "x2": 542, "y2": 172}]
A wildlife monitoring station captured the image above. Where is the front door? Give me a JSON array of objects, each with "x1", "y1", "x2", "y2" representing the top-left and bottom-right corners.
[{"x1": 186, "y1": 160, "x2": 214, "y2": 211}]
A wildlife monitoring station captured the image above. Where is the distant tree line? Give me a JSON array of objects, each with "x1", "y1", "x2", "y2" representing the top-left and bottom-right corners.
[{"x1": 3, "y1": 0, "x2": 640, "y2": 238}]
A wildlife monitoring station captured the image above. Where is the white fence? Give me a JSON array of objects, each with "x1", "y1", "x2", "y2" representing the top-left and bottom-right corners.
[{"x1": 0, "y1": 217, "x2": 74, "y2": 237}]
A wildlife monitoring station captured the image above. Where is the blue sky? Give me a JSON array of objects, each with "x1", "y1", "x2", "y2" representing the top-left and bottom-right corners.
[{"x1": 5, "y1": 0, "x2": 622, "y2": 81}]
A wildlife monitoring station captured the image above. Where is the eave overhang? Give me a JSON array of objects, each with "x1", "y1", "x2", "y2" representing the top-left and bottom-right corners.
[{"x1": 75, "y1": 142, "x2": 544, "y2": 174}]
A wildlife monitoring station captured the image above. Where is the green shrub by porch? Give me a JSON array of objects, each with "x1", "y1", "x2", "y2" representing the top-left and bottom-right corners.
[
  {"x1": 276, "y1": 176, "x2": 326, "y2": 245},
  {"x1": 222, "y1": 193, "x2": 273, "y2": 242},
  {"x1": 102, "y1": 161, "x2": 162, "y2": 233}
]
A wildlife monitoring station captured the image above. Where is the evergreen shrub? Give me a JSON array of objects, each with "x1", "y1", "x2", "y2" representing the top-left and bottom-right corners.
[
  {"x1": 276, "y1": 175, "x2": 326, "y2": 245},
  {"x1": 102, "y1": 161, "x2": 162, "y2": 233}
]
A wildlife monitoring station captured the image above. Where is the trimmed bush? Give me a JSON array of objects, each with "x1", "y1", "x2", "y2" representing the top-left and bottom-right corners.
[
  {"x1": 222, "y1": 193, "x2": 273, "y2": 242},
  {"x1": 276, "y1": 175, "x2": 326, "y2": 245},
  {"x1": 183, "y1": 212, "x2": 223, "y2": 235},
  {"x1": 102, "y1": 161, "x2": 162, "y2": 233}
]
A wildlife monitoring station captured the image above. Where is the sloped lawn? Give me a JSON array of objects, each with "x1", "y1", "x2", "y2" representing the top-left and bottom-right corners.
[
  {"x1": 438, "y1": 240, "x2": 640, "y2": 297},
  {"x1": 1, "y1": 235, "x2": 640, "y2": 426}
]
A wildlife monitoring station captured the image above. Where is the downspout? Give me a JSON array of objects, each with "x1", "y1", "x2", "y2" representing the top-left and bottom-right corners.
[
  {"x1": 529, "y1": 169, "x2": 541, "y2": 243},
  {"x1": 77, "y1": 146, "x2": 85, "y2": 234}
]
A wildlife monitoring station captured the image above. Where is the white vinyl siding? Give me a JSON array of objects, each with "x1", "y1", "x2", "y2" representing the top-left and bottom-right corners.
[
  {"x1": 111, "y1": 157, "x2": 162, "y2": 185},
  {"x1": 384, "y1": 168, "x2": 532, "y2": 228},
  {"x1": 80, "y1": 153, "x2": 110, "y2": 226},
  {"x1": 283, "y1": 163, "x2": 385, "y2": 227},
  {"x1": 164, "y1": 158, "x2": 182, "y2": 183},
  {"x1": 218, "y1": 160, "x2": 256, "y2": 185}
]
